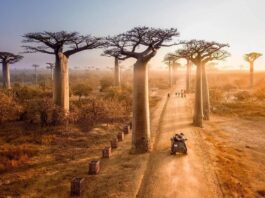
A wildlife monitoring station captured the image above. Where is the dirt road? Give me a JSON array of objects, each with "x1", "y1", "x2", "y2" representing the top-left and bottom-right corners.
[{"x1": 137, "y1": 85, "x2": 222, "y2": 198}]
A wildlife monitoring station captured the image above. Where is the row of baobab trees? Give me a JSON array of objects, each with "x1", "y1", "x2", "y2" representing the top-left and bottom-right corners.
[
  {"x1": 164, "y1": 47, "x2": 262, "y2": 127},
  {"x1": 0, "y1": 26, "x2": 262, "y2": 153}
]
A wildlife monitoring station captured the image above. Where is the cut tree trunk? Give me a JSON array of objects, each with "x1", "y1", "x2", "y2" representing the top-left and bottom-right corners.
[
  {"x1": 186, "y1": 60, "x2": 192, "y2": 93},
  {"x1": 53, "y1": 52, "x2": 69, "y2": 112},
  {"x1": 249, "y1": 62, "x2": 254, "y2": 88},
  {"x1": 132, "y1": 60, "x2": 151, "y2": 153},
  {"x1": 114, "y1": 57, "x2": 121, "y2": 87},
  {"x1": 202, "y1": 64, "x2": 210, "y2": 120},
  {"x1": 2, "y1": 62, "x2": 11, "y2": 89},
  {"x1": 193, "y1": 63, "x2": 203, "y2": 127}
]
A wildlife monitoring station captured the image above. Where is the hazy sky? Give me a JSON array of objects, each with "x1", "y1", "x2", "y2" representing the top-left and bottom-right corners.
[{"x1": 0, "y1": 0, "x2": 265, "y2": 70}]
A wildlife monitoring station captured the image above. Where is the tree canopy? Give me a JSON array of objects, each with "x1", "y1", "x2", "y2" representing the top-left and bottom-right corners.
[
  {"x1": 22, "y1": 31, "x2": 105, "y2": 57},
  {"x1": 174, "y1": 40, "x2": 230, "y2": 65},
  {"x1": 244, "y1": 52, "x2": 262, "y2": 63},
  {"x1": 0, "y1": 52, "x2": 23, "y2": 64},
  {"x1": 105, "y1": 26, "x2": 179, "y2": 61}
]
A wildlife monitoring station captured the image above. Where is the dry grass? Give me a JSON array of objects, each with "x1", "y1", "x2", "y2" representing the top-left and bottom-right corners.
[
  {"x1": 0, "y1": 89, "x2": 165, "y2": 197},
  {"x1": 209, "y1": 71, "x2": 265, "y2": 119}
]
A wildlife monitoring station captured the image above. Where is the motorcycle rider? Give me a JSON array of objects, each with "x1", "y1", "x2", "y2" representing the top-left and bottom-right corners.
[{"x1": 171, "y1": 133, "x2": 187, "y2": 154}]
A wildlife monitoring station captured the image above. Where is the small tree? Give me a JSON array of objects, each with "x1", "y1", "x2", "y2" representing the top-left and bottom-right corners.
[
  {"x1": 244, "y1": 52, "x2": 262, "y2": 88},
  {"x1": 176, "y1": 40, "x2": 229, "y2": 126},
  {"x1": 103, "y1": 49, "x2": 129, "y2": 87},
  {"x1": 0, "y1": 92, "x2": 22, "y2": 124},
  {"x1": 73, "y1": 84, "x2": 92, "y2": 100},
  {"x1": 0, "y1": 52, "x2": 23, "y2": 89},
  {"x1": 22, "y1": 31, "x2": 105, "y2": 111},
  {"x1": 106, "y1": 26, "x2": 179, "y2": 152}
]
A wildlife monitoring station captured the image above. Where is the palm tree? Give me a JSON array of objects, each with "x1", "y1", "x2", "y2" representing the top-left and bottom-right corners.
[{"x1": 244, "y1": 52, "x2": 262, "y2": 88}]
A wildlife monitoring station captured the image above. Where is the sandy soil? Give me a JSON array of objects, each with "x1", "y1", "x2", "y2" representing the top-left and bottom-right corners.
[{"x1": 202, "y1": 116, "x2": 265, "y2": 197}]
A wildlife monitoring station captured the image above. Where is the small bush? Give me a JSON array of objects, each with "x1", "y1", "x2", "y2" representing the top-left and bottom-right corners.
[
  {"x1": 0, "y1": 92, "x2": 22, "y2": 124},
  {"x1": 234, "y1": 91, "x2": 251, "y2": 101}
]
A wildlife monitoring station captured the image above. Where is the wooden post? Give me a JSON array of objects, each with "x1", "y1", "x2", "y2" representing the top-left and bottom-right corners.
[
  {"x1": 102, "y1": 147, "x2": 111, "y2": 158},
  {"x1": 117, "y1": 132, "x2": 124, "y2": 141},
  {"x1": 110, "y1": 138, "x2": 118, "y2": 149},
  {"x1": 123, "y1": 125, "x2": 130, "y2": 134},
  {"x1": 88, "y1": 160, "x2": 100, "y2": 175},
  {"x1": 70, "y1": 177, "x2": 85, "y2": 196}
]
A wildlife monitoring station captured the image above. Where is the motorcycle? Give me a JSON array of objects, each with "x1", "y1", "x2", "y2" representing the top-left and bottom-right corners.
[{"x1": 170, "y1": 133, "x2": 188, "y2": 155}]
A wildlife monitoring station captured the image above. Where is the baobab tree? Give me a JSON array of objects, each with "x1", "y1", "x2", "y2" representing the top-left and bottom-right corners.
[
  {"x1": 46, "y1": 62, "x2": 55, "y2": 80},
  {"x1": 106, "y1": 26, "x2": 179, "y2": 153},
  {"x1": 244, "y1": 52, "x2": 262, "y2": 88},
  {"x1": 32, "y1": 64, "x2": 40, "y2": 85},
  {"x1": 164, "y1": 53, "x2": 180, "y2": 87},
  {"x1": 168, "y1": 52, "x2": 191, "y2": 91},
  {"x1": 22, "y1": 31, "x2": 104, "y2": 111},
  {"x1": 163, "y1": 54, "x2": 174, "y2": 88},
  {"x1": 0, "y1": 52, "x2": 23, "y2": 89},
  {"x1": 176, "y1": 40, "x2": 229, "y2": 127},
  {"x1": 103, "y1": 49, "x2": 129, "y2": 87}
]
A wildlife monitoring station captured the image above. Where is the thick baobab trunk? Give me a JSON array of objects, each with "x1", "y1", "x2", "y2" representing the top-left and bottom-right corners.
[
  {"x1": 168, "y1": 62, "x2": 173, "y2": 88},
  {"x1": 249, "y1": 62, "x2": 254, "y2": 88},
  {"x1": 186, "y1": 60, "x2": 191, "y2": 93},
  {"x1": 193, "y1": 63, "x2": 203, "y2": 127},
  {"x1": 2, "y1": 62, "x2": 11, "y2": 89},
  {"x1": 132, "y1": 60, "x2": 151, "y2": 153},
  {"x1": 202, "y1": 64, "x2": 210, "y2": 120},
  {"x1": 54, "y1": 52, "x2": 69, "y2": 112},
  {"x1": 51, "y1": 68, "x2": 53, "y2": 81},
  {"x1": 114, "y1": 57, "x2": 121, "y2": 87}
]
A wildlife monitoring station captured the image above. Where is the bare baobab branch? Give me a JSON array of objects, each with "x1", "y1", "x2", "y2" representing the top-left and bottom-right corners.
[
  {"x1": 106, "y1": 26, "x2": 180, "y2": 62},
  {"x1": 0, "y1": 52, "x2": 23, "y2": 64}
]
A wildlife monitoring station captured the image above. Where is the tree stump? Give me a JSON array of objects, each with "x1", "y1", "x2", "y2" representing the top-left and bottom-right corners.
[
  {"x1": 117, "y1": 131, "x2": 124, "y2": 141},
  {"x1": 110, "y1": 138, "x2": 118, "y2": 149},
  {"x1": 123, "y1": 125, "x2": 130, "y2": 134},
  {"x1": 70, "y1": 177, "x2": 85, "y2": 196},
  {"x1": 88, "y1": 160, "x2": 100, "y2": 175},
  {"x1": 102, "y1": 147, "x2": 111, "y2": 158}
]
